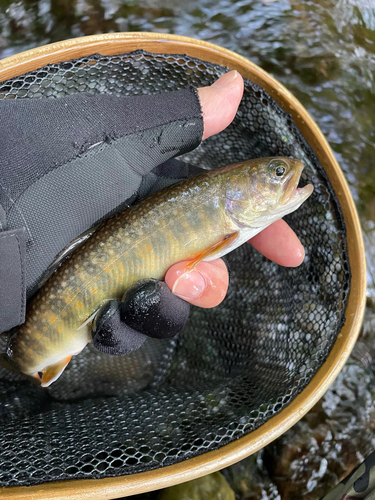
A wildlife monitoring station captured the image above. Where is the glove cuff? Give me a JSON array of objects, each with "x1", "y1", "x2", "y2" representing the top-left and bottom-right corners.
[{"x1": 0, "y1": 226, "x2": 27, "y2": 333}]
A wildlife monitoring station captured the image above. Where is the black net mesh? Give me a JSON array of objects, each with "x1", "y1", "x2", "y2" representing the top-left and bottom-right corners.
[{"x1": 0, "y1": 50, "x2": 350, "y2": 487}]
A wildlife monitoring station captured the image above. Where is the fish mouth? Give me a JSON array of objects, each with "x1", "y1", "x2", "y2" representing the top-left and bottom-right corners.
[
  {"x1": 281, "y1": 180, "x2": 314, "y2": 205},
  {"x1": 280, "y1": 161, "x2": 314, "y2": 205},
  {"x1": 294, "y1": 183, "x2": 314, "y2": 199}
]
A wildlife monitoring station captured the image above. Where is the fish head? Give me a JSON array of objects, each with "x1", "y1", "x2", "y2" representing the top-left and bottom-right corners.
[{"x1": 225, "y1": 157, "x2": 314, "y2": 228}]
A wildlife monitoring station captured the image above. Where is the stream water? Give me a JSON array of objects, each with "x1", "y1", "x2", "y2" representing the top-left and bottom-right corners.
[{"x1": 1, "y1": 0, "x2": 375, "y2": 498}]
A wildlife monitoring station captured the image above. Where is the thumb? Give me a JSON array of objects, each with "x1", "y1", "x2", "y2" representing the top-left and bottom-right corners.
[{"x1": 198, "y1": 71, "x2": 244, "y2": 140}]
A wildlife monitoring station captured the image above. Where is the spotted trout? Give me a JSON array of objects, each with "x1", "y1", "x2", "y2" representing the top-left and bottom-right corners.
[{"x1": 3, "y1": 157, "x2": 313, "y2": 386}]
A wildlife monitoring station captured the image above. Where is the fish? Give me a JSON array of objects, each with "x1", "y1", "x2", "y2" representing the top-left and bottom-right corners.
[{"x1": 2, "y1": 157, "x2": 313, "y2": 387}]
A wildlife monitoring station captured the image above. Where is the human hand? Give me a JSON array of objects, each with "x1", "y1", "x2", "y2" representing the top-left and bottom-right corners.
[{"x1": 0, "y1": 69, "x2": 306, "y2": 377}]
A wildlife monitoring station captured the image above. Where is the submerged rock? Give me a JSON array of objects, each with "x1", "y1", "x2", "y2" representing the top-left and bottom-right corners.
[{"x1": 157, "y1": 472, "x2": 235, "y2": 500}]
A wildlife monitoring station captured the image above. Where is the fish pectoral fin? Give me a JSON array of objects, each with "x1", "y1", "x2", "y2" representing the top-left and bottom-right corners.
[
  {"x1": 186, "y1": 232, "x2": 240, "y2": 270},
  {"x1": 77, "y1": 309, "x2": 99, "y2": 331},
  {"x1": 39, "y1": 356, "x2": 72, "y2": 388},
  {"x1": 77, "y1": 299, "x2": 116, "y2": 331}
]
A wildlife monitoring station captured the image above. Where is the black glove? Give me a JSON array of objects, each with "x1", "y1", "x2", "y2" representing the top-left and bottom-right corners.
[
  {"x1": 0, "y1": 87, "x2": 203, "y2": 334},
  {"x1": 91, "y1": 279, "x2": 191, "y2": 356}
]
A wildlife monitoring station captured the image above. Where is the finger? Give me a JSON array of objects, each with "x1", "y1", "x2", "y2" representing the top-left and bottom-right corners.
[
  {"x1": 91, "y1": 300, "x2": 147, "y2": 356},
  {"x1": 198, "y1": 71, "x2": 244, "y2": 140},
  {"x1": 165, "y1": 259, "x2": 229, "y2": 309},
  {"x1": 249, "y1": 219, "x2": 305, "y2": 267},
  {"x1": 121, "y1": 279, "x2": 190, "y2": 339}
]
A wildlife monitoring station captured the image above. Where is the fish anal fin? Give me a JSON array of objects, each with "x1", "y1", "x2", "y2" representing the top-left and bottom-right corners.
[
  {"x1": 186, "y1": 232, "x2": 239, "y2": 271},
  {"x1": 40, "y1": 356, "x2": 72, "y2": 388}
]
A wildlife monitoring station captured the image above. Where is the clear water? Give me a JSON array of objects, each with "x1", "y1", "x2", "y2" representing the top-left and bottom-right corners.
[{"x1": 1, "y1": 0, "x2": 375, "y2": 498}]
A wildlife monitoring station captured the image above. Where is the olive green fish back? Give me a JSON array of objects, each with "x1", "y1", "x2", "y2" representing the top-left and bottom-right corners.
[{"x1": 0, "y1": 51, "x2": 350, "y2": 488}]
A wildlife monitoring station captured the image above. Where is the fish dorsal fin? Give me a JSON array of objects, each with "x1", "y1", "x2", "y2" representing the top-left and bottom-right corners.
[
  {"x1": 185, "y1": 232, "x2": 239, "y2": 270},
  {"x1": 39, "y1": 356, "x2": 72, "y2": 388}
]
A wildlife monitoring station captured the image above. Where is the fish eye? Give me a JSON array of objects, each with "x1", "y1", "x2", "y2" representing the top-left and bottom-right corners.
[
  {"x1": 275, "y1": 166, "x2": 285, "y2": 177},
  {"x1": 269, "y1": 160, "x2": 287, "y2": 177}
]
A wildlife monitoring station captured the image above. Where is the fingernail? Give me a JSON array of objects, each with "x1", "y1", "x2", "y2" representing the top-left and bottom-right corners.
[
  {"x1": 296, "y1": 246, "x2": 305, "y2": 264},
  {"x1": 212, "y1": 70, "x2": 238, "y2": 89},
  {"x1": 172, "y1": 270, "x2": 206, "y2": 300}
]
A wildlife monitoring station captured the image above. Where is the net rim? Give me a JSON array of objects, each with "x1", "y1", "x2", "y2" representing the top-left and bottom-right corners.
[{"x1": 0, "y1": 32, "x2": 366, "y2": 499}]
